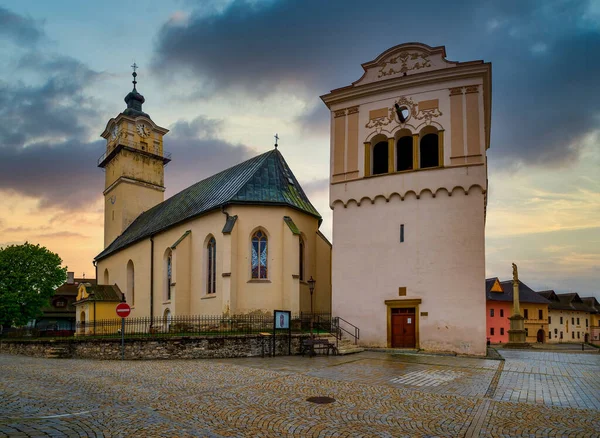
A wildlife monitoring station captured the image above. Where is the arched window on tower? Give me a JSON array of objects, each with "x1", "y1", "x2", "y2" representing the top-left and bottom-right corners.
[
  {"x1": 420, "y1": 131, "x2": 439, "y2": 169},
  {"x1": 396, "y1": 135, "x2": 413, "y2": 171},
  {"x1": 207, "y1": 236, "x2": 216, "y2": 294},
  {"x1": 251, "y1": 230, "x2": 268, "y2": 279},
  {"x1": 127, "y1": 260, "x2": 135, "y2": 306},
  {"x1": 299, "y1": 237, "x2": 305, "y2": 281},
  {"x1": 372, "y1": 141, "x2": 389, "y2": 175}
]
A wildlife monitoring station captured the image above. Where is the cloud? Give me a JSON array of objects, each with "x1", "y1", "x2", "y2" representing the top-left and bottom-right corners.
[
  {"x1": 165, "y1": 116, "x2": 257, "y2": 196},
  {"x1": 153, "y1": 0, "x2": 600, "y2": 168},
  {"x1": 0, "y1": 6, "x2": 44, "y2": 46},
  {"x1": 35, "y1": 231, "x2": 88, "y2": 239}
]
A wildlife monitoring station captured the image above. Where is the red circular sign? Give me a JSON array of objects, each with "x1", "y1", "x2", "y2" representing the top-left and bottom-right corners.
[{"x1": 116, "y1": 303, "x2": 131, "y2": 318}]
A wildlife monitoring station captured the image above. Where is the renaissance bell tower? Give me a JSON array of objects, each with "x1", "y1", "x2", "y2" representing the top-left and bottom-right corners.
[
  {"x1": 321, "y1": 43, "x2": 491, "y2": 355},
  {"x1": 99, "y1": 66, "x2": 170, "y2": 248}
]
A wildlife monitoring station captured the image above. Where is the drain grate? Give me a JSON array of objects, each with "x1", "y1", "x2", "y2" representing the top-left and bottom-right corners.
[{"x1": 306, "y1": 396, "x2": 336, "y2": 404}]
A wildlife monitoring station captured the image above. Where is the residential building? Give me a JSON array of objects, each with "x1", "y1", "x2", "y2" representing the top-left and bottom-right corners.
[{"x1": 538, "y1": 291, "x2": 594, "y2": 343}]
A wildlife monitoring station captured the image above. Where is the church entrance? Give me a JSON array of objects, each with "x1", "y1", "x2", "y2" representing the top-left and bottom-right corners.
[
  {"x1": 391, "y1": 308, "x2": 416, "y2": 348},
  {"x1": 536, "y1": 329, "x2": 545, "y2": 343}
]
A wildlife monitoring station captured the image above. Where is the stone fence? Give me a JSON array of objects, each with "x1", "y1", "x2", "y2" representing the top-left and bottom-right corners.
[{"x1": 0, "y1": 334, "x2": 310, "y2": 360}]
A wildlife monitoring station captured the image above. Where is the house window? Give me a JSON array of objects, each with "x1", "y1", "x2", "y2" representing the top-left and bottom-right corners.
[
  {"x1": 538, "y1": 309, "x2": 543, "y2": 320},
  {"x1": 500, "y1": 328, "x2": 504, "y2": 335},
  {"x1": 554, "y1": 328, "x2": 557, "y2": 335},
  {"x1": 299, "y1": 237, "x2": 305, "y2": 281},
  {"x1": 525, "y1": 328, "x2": 529, "y2": 336},
  {"x1": 548, "y1": 331, "x2": 551, "y2": 339},
  {"x1": 577, "y1": 317, "x2": 580, "y2": 325},
  {"x1": 500, "y1": 309, "x2": 504, "y2": 317},
  {"x1": 560, "y1": 331, "x2": 563, "y2": 339},
  {"x1": 372, "y1": 141, "x2": 388, "y2": 175},
  {"x1": 572, "y1": 332, "x2": 575, "y2": 339},
  {"x1": 560, "y1": 317, "x2": 563, "y2": 324},
  {"x1": 420, "y1": 133, "x2": 439, "y2": 168},
  {"x1": 396, "y1": 136, "x2": 413, "y2": 171},
  {"x1": 207, "y1": 236, "x2": 216, "y2": 294},
  {"x1": 127, "y1": 260, "x2": 135, "y2": 306},
  {"x1": 577, "y1": 332, "x2": 580, "y2": 339},
  {"x1": 54, "y1": 299, "x2": 66, "y2": 308},
  {"x1": 524, "y1": 309, "x2": 529, "y2": 319},
  {"x1": 549, "y1": 316, "x2": 551, "y2": 324},
  {"x1": 490, "y1": 309, "x2": 494, "y2": 317},
  {"x1": 251, "y1": 230, "x2": 268, "y2": 279},
  {"x1": 490, "y1": 328, "x2": 494, "y2": 335},
  {"x1": 586, "y1": 319, "x2": 588, "y2": 327},
  {"x1": 572, "y1": 317, "x2": 574, "y2": 325}
]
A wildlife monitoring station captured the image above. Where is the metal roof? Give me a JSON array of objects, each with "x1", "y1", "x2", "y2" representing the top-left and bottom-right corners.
[{"x1": 96, "y1": 149, "x2": 321, "y2": 260}]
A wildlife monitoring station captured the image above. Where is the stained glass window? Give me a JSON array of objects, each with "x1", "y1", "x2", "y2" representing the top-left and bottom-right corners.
[
  {"x1": 251, "y1": 230, "x2": 268, "y2": 279},
  {"x1": 207, "y1": 237, "x2": 216, "y2": 294}
]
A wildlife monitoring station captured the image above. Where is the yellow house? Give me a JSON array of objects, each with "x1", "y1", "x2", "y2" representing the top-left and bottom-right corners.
[
  {"x1": 539, "y1": 291, "x2": 596, "y2": 343},
  {"x1": 87, "y1": 70, "x2": 331, "y2": 324},
  {"x1": 74, "y1": 283, "x2": 124, "y2": 335}
]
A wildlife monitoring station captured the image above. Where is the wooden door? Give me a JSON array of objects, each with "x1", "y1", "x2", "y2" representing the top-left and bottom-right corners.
[{"x1": 391, "y1": 308, "x2": 416, "y2": 348}]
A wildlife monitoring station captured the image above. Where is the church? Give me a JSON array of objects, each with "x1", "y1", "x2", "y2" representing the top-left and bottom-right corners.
[
  {"x1": 80, "y1": 69, "x2": 332, "y2": 324},
  {"x1": 321, "y1": 43, "x2": 491, "y2": 355}
]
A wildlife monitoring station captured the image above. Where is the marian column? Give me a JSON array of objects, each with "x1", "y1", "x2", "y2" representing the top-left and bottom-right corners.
[{"x1": 506, "y1": 263, "x2": 529, "y2": 347}]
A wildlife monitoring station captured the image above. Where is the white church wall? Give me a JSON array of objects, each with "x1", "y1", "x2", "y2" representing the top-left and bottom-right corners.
[{"x1": 331, "y1": 187, "x2": 487, "y2": 355}]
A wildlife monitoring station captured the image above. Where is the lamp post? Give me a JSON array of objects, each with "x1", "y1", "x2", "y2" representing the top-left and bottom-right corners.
[{"x1": 307, "y1": 276, "x2": 316, "y2": 356}]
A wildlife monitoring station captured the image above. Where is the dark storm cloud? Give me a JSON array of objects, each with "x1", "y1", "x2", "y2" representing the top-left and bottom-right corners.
[
  {"x1": 153, "y1": 0, "x2": 600, "y2": 166},
  {"x1": 0, "y1": 6, "x2": 44, "y2": 46},
  {"x1": 165, "y1": 116, "x2": 256, "y2": 196}
]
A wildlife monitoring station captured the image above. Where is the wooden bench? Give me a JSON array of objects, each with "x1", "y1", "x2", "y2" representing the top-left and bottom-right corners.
[{"x1": 301, "y1": 338, "x2": 337, "y2": 356}]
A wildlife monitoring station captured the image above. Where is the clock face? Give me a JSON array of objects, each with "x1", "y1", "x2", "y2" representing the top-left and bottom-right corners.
[
  {"x1": 111, "y1": 125, "x2": 120, "y2": 140},
  {"x1": 136, "y1": 123, "x2": 150, "y2": 138}
]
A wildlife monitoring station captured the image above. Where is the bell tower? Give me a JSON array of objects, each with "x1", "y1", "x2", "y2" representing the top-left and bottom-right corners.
[
  {"x1": 99, "y1": 66, "x2": 170, "y2": 248},
  {"x1": 321, "y1": 43, "x2": 491, "y2": 355}
]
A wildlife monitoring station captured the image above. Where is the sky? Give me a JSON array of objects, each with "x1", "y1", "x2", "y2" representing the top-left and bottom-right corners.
[{"x1": 0, "y1": 0, "x2": 598, "y2": 300}]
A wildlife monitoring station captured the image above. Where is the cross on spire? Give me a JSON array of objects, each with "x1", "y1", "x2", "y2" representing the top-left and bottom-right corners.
[
  {"x1": 274, "y1": 133, "x2": 279, "y2": 149},
  {"x1": 131, "y1": 62, "x2": 139, "y2": 89}
]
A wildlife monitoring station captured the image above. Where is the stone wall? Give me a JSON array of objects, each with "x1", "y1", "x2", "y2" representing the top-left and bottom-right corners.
[{"x1": 0, "y1": 334, "x2": 309, "y2": 360}]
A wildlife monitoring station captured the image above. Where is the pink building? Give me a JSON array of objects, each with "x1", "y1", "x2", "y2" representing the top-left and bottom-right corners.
[{"x1": 485, "y1": 278, "x2": 511, "y2": 343}]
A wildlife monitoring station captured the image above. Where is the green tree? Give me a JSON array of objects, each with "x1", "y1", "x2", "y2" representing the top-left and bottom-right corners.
[{"x1": 0, "y1": 242, "x2": 67, "y2": 327}]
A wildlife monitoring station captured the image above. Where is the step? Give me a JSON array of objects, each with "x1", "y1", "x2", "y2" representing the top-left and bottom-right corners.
[{"x1": 337, "y1": 346, "x2": 365, "y2": 355}]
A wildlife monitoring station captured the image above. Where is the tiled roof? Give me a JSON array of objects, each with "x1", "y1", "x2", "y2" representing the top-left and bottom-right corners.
[
  {"x1": 54, "y1": 278, "x2": 97, "y2": 297},
  {"x1": 78, "y1": 284, "x2": 124, "y2": 303},
  {"x1": 581, "y1": 297, "x2": 600, "y2": 314},
  {"x1": 537, "y1": 291, "x2": 598, "y2": 313},
  {"x1": 96, "y1": 149, "x2": 321, "y2": 260},
  {"x1": 485, "y1": 278, "x2": 551, "y2": 304}
]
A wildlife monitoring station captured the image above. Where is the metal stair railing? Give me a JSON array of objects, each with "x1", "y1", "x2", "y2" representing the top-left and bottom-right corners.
[{"x1": 333, "y1": 316, "x2": 360, "y2": 345}]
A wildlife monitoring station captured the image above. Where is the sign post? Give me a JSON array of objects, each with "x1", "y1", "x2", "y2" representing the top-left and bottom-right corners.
[
  {"x1": 274, "y1": 310, "x2": 292, "y2": 356},
  {"x1": 116, "y1": 303, "x2": 131, "y2": 360}
]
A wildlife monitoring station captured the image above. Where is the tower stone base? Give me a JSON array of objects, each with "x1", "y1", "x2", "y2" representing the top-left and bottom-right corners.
[{"x1": 504, "y1": 314, "x2": 531, "y2": 349}]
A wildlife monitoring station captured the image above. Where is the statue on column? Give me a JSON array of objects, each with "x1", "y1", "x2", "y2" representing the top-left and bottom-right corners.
[{"x1": 512, "y1": 263, "x2": 519, "y2": 283}]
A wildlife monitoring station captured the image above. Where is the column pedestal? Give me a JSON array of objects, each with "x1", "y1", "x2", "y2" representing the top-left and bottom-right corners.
[{"x1": 504, "y1": 314, "x2": 531, "y2": 348}]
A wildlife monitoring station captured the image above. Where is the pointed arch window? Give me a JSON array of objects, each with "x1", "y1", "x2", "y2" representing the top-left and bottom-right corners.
[
  {"x1": 127, "y1": 260, "x2": 135, "y2": 306},
  {"x1": 166, "y1": 250, "x2": 172, "y2": 301},
  {"x1": 251, "y1": 230, "x2": 268, "y2": 279},
  {"x1": 299, "y1": 237, "x2": 305, "y2": 281},
  {"x1": 207, "y1": 237, "x2": 216, "y2": 294}
]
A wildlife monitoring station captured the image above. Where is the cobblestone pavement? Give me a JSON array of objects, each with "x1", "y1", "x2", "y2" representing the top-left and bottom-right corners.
[{"x1": 0, "y1": 351, "x2": 599, "y2": 437}]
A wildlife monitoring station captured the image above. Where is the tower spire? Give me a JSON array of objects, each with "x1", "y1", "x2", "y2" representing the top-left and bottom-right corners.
[{"x1": 131, "y1": 62, "x2": 138, "y2": 90}]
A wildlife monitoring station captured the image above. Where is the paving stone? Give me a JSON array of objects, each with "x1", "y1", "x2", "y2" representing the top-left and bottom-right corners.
[{"x1": 0, "y1": 351, "x2": 598, "y2": 437}]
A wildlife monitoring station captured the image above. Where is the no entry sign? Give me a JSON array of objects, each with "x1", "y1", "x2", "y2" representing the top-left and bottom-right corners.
[{"x1": 116, "y1": 303, "x2": 131, "y2": 318}]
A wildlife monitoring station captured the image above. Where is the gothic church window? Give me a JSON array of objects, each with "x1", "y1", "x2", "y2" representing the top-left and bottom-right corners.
[
  {"x1": 165, "y1": 249, "x2": 173, "y2": 301},
  {"x1": 251, "y1": 230, "x2": 268, "y2": 279},
  {"x1": 127, "y1": 260, "x2": 135, "y2": 306},
  {"x1": 207, "y1": 236, "x2": 216, "y2": 294},
  {"x1": 372, "y1": 141, "x2": 388, "y2": 175},
  {"x1": 299, "y1": 237, "x2": 305, "y2": 281},
  {"x1": 420, "y1": 133, "x2": 439, "y2": 168},
  {"x1": 396, "y1": 136, "x2": 413, "y2": 171}
]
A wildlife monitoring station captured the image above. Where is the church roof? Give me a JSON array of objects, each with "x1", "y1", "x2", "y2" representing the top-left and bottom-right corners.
[
  {"x1": 96, "y1": 149, "x2": 320, "y2": 260},
  {"x1": 485, "y1": 278, "x2": 551, "y2": 304}
]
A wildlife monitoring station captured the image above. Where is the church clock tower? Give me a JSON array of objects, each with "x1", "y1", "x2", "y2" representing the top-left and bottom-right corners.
[{"x1": 99, "y1": 66, "x2": 170, "y2": 248}]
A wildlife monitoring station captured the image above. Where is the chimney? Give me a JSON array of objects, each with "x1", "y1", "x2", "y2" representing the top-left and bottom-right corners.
[{"x1": 67, "y1": 272, "x2": 75, "y2": 284}]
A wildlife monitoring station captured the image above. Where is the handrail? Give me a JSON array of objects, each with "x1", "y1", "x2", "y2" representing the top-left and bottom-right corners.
[{"x1": 334, "y1": 316, "x2": 360, "y2": 345}]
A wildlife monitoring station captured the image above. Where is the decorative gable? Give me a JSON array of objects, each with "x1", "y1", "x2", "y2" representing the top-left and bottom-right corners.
[
  {"x1": 353, "y1": 43, "x2": 459, "y2": 87},
  {"x1": 490, "y1": 279, "x2": 504, "y2": 293},
  {"x1": 76, "y1": 284, "x2": 88, "y2": 301}
]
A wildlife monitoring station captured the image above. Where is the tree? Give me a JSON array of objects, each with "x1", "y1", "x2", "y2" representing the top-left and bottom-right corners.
[{"x1": 0, "y1": 242, "x2": 67, "y2": 327}]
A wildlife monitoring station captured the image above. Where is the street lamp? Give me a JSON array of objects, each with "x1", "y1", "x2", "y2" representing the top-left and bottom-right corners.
[{"x1": 307, "y1": 276, "x2": 316, "y2": 356}]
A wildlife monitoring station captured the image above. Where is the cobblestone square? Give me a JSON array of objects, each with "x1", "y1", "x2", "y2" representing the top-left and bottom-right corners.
[{"x1": 0, "y1": 350, "x2": 599, "y2": 437}]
